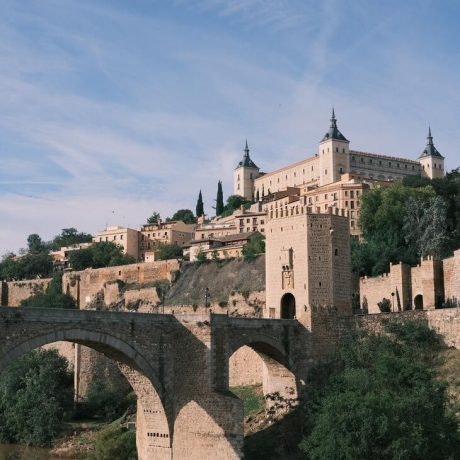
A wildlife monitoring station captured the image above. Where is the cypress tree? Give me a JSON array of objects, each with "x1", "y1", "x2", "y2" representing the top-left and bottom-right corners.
[
  {"x1": 196, "y1": 190, "x2": 204, "y2": 218},
  {"x1": 216, "y1": 181, "x2": 224, "y2": 216}
]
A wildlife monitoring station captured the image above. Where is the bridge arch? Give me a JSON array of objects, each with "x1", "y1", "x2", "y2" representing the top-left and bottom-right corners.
[
  {"x1": 218, "y1": 328, "x2": 298, "y2": 416},
  {"x1": 0, "y1": 327, "x2": 173, "y2": 460}
]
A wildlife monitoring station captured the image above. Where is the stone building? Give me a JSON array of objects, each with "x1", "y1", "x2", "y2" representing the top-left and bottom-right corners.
[
  {"x1": 188, "y1": 231, "x2": 259, "y2": 262},
  {"x1": 93, "y1": 226, "x2": 140, "y2": 260},
  {"x1": 139, "y1": 221, "x2": 195, "y2": 262},
  {"x1": 233, "y1": 111, "x2": 446, "y2": 235}
]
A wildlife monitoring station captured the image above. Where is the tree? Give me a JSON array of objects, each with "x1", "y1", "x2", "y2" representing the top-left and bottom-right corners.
[
  {"x1": 27, "y1": 233, "x2": 49, "y2": 254},
  {"x1": 51, "y1": 228, "x2": 92, "y2": 250},
  {"x1": 20, "y1": 273, "x2": 76, "y2": 309},
  {"x1": 300, "y1": 322, "x2": 460, "y2": 460},
  {"x1": 403, "y1": 195, "x2": 450, "y2": 259},
  {"x1": 352, "y1": 183, "x2": 436, "y2": 276},
  {"x1": 220, "y1": 194, "x2": 252, "y2": 217},
  {"x1": 0, "y1": 349, "x2": 73, "y2": 447},
  {"x1": 147, "y1": 212, "x2": 161, "y2": 224},
  {"x1": 216, "y1": 181, "x2": 224, "y2": 216},
  {"x1": 242, "y1": 233, "x2": 265, "y2": 261},
  {"x1": 196, "y1": 190, "x2": 204, "y2": 218},
  {"x1": 154, "y1": 243, "x2": 183, "y2": 261},
  {"x1": 0, "y1": 253, "x2": 53, "y2": 280},
  {"x1": 170, "y1": 209, "x2": 196, "y2": 224},
  {"x1": 195, "y1": 249, "x2": 207, "y2": 264},
  {"x1": 68, "y1": 242, "x2": 135, "y2": 271}
]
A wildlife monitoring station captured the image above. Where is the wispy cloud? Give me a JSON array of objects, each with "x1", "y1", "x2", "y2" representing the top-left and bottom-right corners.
[{"x1": 0, "y1": 0, "x2": 459, "y2": 254}]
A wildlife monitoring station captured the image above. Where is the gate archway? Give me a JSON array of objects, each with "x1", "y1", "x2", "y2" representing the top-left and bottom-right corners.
[
  {"x1": 414, "y1": 294, "x2": 424, "y2": 310},
  {"x1": 281, "y1": 293, "x2": 296, "y2": 319}
]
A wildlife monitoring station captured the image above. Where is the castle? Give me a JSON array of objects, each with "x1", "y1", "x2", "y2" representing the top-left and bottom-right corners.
[{"x1": 233, "y1": 111, "x2": 445, "y2": 234}]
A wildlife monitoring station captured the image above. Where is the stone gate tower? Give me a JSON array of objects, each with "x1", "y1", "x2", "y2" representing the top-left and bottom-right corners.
[
  {"x1": 233, "y1": 140, "x2": 260, "y2": 201},
  {"x1": 265, "y1": 207, "x2": 351, "y2": 329}
]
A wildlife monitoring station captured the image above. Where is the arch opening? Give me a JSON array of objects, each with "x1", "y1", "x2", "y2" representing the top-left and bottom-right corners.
[
  {"x1": 227, "y1": 340, "x2": 298, "y2": 440},
  {"x1": 414, "y1": 294, "x2": 424, "y2": 310},
  {"x1": 0, "y1": 329, "x2": 172, "y2": 460},
  {"x1": 281, "y1": 293, "x2": 296, "y2": 319}
]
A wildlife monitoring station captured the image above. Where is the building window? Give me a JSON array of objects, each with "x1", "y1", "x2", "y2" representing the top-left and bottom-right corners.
[
  {"x1": 344, "y1": 191, "x2": 348, "y2": 197},
  {"x1": 336, "y1": 147, "x2": 338, "y2": 152},
  {"x1": 360, "y1": 157, "x2": 364, "y2": 162},
  {"x1": 325, "y1": 169, "x2": 327, "y2": 175},
  {"x1": 345, "y1": 201, "x2": 349, "y2": 206},
  {"x1": 250, "y1": 173, "x2": 253, "y2": 179},
  {"x1": 351, "y1": 201, "x2": 355, "y2": 209},
  {"x1": 350, "y1": 190, "x2": 355, "y2": 198},
  {"x1": 379, "y1": 160, "x2": 382, "y2": 166},
  {"x1": 120, "y1": 235, "x2": 123, "y2": 240}
]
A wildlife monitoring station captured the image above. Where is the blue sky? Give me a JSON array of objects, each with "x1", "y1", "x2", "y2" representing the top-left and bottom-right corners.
[{"x1": 0, "y1": 0, "x2": 459, "y2": 254}]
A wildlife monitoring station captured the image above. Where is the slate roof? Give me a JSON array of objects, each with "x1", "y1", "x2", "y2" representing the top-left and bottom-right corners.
[
  {"x1": 237, "y1": 140, "x2": 259, "y2": 169},
  {"x1": 419, "y1": 127, "x2": 444, "y2": 159},
  {"x1": 321, "y1": 108, "x2": 349, "y2": 142}
]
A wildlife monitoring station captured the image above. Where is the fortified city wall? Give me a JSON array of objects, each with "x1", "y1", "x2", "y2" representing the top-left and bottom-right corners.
[
  {"x1": 360, "y1": 250, "x2": 460, "y2": 313},
  {"x1": 0, "y1": 278, "x2": 52, "y2": 307}
]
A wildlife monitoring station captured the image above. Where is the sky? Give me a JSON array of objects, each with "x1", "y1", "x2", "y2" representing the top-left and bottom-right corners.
[{"x1": 0, "y1": 0, "x2": 459, "y2": 254}]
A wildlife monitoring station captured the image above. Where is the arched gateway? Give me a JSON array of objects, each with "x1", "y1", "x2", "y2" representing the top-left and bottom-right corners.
[{"x1": 281, "y1": 293, "x2": 296, "y2": 319}]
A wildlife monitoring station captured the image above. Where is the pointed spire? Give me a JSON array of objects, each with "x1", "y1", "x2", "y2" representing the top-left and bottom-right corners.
[
  {"x1": 321, "y1": 108, "x2": 348, "y2": 142},
  {"x1": 427, "y1": 125, "x2": 433, "y2": 145},
  {"x1": 419, "y1": 126, "x2": 444, "y2": 159},
  {"x1": 236, "y1": 139, "x2": 258, "y2": 169},
  {"x1": 244, "y1": 139, "x2": 249, "y2": 156}
]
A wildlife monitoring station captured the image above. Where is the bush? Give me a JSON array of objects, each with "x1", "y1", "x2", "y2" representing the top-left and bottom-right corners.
[
  {"x1": 242, "y1": 233, "x2": 265, "y2": 261},
  {"x1": 0, "y1": 349, "x2": 73, "y2": 447},
  {"x1": 377, "y1": 297, "x2": 391, "y2": 313},
  {"x1": 300, "y1": 323, "x2": 460, "y2": 460},
  {"x1": 78, "y1": 380, "x2": 135, "y2": 422},
  {"x1": 20, "y1": 273, "x2": 76, "y2": 309},
  {"x1": 89, "y1": 421, "x2": 137, "y2": 460},
  {"x1": 155, "y1": 243, "x2": 183, "y2": 261}
]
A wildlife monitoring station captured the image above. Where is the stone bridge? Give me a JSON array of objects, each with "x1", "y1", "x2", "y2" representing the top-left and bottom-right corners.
[{"x1": 0, "y1": 307, "x2": 311, "y2": 460}]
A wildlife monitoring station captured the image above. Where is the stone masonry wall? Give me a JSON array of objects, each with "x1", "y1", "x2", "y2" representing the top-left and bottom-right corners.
[
  {"x1": 63, "y1": 260, "x2": 180, "y2": 309},
  {"x1": 1, "y1": 278, "x2": 52, "y2": 306},
  {"x1": 444, "y1": 250, "x2": 460, "y2": 306},
  {"x1": 355, "y1": 308, "x2": 460, "y2": 349}
]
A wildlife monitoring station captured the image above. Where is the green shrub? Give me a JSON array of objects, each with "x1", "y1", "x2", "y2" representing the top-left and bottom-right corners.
[
  {"x1": 89, "y1": 421, "x2": 137, "y2": 460},
  {"x1": 78, "y1": 380, "x2": 135, "y2": 421},
  {"x1": 0, "y1": 349, "x2": 73, "y2": 447}
]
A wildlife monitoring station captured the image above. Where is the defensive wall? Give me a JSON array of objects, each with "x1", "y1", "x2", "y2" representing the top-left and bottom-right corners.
[
  {"x1": 0, "y1": 278, "x2": 52, "y2": 307},
  {"x1": 360, "y1": 250, "x2": 460, "y2": 313}
]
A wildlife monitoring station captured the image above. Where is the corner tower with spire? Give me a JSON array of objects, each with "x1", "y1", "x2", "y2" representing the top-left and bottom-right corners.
[
  {"x1": 318, "y1": 108, "x2": 350, "y2": 186},
  {"x1": 419, "y1": 127, "x2": 445, "y2": 179},
  {"x1": 233, "y1": 140, "x2": 260, "y2": 201}
]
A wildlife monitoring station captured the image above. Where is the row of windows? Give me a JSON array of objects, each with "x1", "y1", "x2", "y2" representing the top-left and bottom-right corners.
[
  {"x1": 98, "y1": 234, "x2": 124, "y2": 242},
  {"x1": 351, "y1": 156, "x2": 417, "y2": 170},
  {"x1": 422, "y1": 163, "x2": 443, "y2": 169}
]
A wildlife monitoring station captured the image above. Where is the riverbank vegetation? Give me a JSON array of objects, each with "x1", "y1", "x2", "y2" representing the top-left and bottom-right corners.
[{"x1": 244, "y1": 321, "x2": 460, "y2": 460}]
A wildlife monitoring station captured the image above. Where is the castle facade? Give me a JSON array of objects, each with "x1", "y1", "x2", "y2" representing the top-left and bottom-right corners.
[{"x1": 234, "y1": 110, "x2": 445, "y2": 201}]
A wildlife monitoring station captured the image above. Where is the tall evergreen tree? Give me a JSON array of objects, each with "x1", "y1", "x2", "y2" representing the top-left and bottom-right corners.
[
  {"x1": 216, "y1": 181, "x2": 224, "y2": 216},
  {"x1": 196, "y1": 190, "x2": 204, "y2": 218}
]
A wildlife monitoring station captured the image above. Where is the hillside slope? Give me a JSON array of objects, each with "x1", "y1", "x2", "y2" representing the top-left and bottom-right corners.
[{"x1": 164, "y1": 256, "x2": 265, "y2": 306}]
